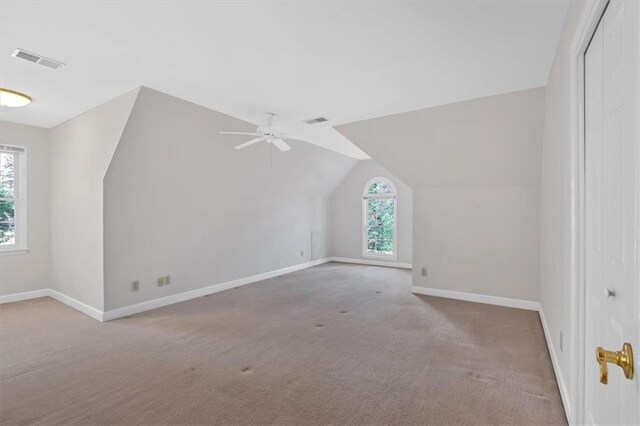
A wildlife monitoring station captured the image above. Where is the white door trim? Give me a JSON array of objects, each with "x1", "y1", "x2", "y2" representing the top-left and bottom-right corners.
[{"x1": 569, "y1": 1, "x2": 609, "y2": 424}]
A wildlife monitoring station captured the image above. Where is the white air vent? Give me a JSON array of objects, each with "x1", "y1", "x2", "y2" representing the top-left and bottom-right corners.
[
  {"x1": 11, "y1": 49, "x2": 65, "y2": 70},
  {"x1": 304, "y1": 116, "x2": 329, "y2": 125}
]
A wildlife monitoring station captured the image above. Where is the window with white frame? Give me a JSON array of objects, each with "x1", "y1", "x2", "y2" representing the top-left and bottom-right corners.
[
  {"x1": 363, "y1": 177, "x2": 397, "y2": 259},
  {"x1": 0, "y1": 145, "x2": 27, "y2": 254}
]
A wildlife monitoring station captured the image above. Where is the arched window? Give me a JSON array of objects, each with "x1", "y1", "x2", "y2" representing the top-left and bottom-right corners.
[{"x1": 363, "y1": 177, "x2": 397, "y2": 259}]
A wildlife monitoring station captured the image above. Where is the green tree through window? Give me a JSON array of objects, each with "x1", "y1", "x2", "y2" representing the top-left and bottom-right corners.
[
  {"x1": 363, "y1": 178, "x2": 396, "y2": 258},
  {"x1": 0, "y1": 152, "x2": 15, "y2": 245}
]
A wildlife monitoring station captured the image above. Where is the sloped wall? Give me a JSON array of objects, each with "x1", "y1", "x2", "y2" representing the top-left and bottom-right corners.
[
  {"x1": 103, "y1": 87, "x2": 357, "y2": 310},
  {"x1": 330, "y1": 160, "x2": 412, "y2": 264},
  {"x1": 336, "y1": 87, "x2": 545, "y2": 301},
  {"x1": 50, "y1": 88, "x2": 139, "y2": 311}
]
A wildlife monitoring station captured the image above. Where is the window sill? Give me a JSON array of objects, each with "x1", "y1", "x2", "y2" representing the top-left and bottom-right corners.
[
  {"x1": 0, "y1": 248, "x2": 29, "y2": 256},
  {"x1": 363, "y1": 253, "x2": 398, "y2": 261}
]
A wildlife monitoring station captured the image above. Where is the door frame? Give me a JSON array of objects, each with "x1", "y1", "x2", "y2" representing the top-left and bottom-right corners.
[{"x1": 568, "y1": 1, "x2": 609, "y2": 424}]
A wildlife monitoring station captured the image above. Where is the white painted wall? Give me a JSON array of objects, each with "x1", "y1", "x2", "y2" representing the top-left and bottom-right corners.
[
  {"x1": 49, "y1": 89, "x2": 139, "y2": 310},
  {"x1": 336, "y1": 87, "x2": 545, "y2": 301},
  {"x1": 330, "y1": 160, "x2": 412, "y2": 264},
  {"x1": 0, "y1": 121, "x2": 50, "y2": 296},
  {"x1": 539, "y1": 0, "x2": 588, "y2": 410},
  {"x1": 103, "y1": 87, "x2": 357, "y2": 310},
  {"x1": 413, "y1": 185, "x2": 540, "y2": 300}
]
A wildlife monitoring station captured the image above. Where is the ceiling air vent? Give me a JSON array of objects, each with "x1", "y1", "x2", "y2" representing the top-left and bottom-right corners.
[
  {"x1": 304, "y1": 116, "x2": 329, "y2": 125},
  {"x1": 11, "y1": 49, "x2": 65, "y2": 70}
]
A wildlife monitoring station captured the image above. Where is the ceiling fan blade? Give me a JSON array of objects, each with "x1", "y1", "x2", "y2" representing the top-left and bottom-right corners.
[
  {"x1": 272, "y1": 138, "x2": 291, "y2": 152},
  {"x1": 234, "y1": 137, "x2": 265, "y2": 150},
  {"x1": 220, "y1": 131, "x2": 262, "y2": 136}
]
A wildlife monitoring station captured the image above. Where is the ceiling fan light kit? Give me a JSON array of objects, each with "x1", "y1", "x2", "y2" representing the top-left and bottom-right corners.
[
  {"x1": 220, "y1": 112, "x2": 304, "y2": 152},
  {"x1": 0, "y1": 88, "x2": 32, "y2": 107}
]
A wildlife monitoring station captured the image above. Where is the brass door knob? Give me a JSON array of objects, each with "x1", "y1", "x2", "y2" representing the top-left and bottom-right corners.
[{"x1": 596, "y1": 342, "x2": 634, "y2": 385}]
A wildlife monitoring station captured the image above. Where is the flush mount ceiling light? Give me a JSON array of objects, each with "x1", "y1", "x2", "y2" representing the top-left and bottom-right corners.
[{"x1": 0, "y1": 88, "x2": 32, "y2": 107}]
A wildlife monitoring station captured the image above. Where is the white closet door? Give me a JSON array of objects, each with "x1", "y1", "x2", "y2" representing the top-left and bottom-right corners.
[{"x1": 584, "y1": 1, "x2": 639, "y2": 425}]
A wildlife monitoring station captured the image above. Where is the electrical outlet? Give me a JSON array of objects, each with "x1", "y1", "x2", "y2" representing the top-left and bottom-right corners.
[
  {"x1": 421, "y1": 267, "x2": 428, "y2": 277},
  {"x1": 560, "y1": 331, "x2": 563, "y2": 352},
  {"x1": 131, "y1": 280, "x2": 140, "y2": 292},
  {"x1": 163, "y1": 275, "x2": 171, "y2": 286},
  {"x1": 157, "y1": 277, "x2": 164, "y2": 287},
  {"x1": 300, "y1": 250, "x2": 304, "y2": 257}
]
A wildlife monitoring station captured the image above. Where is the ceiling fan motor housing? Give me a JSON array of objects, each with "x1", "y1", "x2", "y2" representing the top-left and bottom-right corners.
[
  {"x1": 257, "y1": 124, "x2": 284, "y2": 138},
  {"x1": 220, "y1": 112, "x2": 292, "y2": 151},
  {"x1": 264, "y1": 112, "x2": 277, "y2": 124}
]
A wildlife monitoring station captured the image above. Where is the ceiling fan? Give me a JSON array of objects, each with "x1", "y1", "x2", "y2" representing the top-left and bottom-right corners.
[{"x1": 220, "y1": 112, "x2": 300, "y2": 152}]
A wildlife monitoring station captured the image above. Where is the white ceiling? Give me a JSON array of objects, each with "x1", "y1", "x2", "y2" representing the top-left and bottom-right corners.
[{"x1": 0, "y1": 1, "x2": 568, "y2": 159}]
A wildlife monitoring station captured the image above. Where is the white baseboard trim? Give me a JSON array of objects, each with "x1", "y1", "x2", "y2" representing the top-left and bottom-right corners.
[
  {"x1": 48, "y1": 289, "x2": 104, "y2": 322},
  {"x1": 329, "y1": 256, "x2": 412, "y2": 269},
  {"x1": 0, "y1": 288, "x2": 49, "y2": 304},
  {"x1": 102, "y1": 257, "x2": 332, "y2": 321},
  {"x1": 1, "y1": 258, "x2": 332, "y2": 322},
  {"x1": 538, "y1": 307, "x2": 571, "y2": 420},
  {"x1": 1, "y1": 288, "x2": 104, "y2": 321},
  {"x1": 410, "y1": 286, "x2": 540, "y2": 311}
]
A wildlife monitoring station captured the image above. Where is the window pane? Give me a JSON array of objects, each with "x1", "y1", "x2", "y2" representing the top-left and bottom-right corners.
[
  {"x1": 366, "y1": 199, "x2": 395, "y2": 255},
  {"x1": 0, "y1": 153, "x2": 15, "y2": 198},
  {"x1": 367, "y1": 180, "x2": 392, "y2": 194},
  {"x1": 0, "y1": 151, "x2": 21, "y2": 249},
  {"x1": 0, "y1": 221, "x2": 15, "y2": 245},
  {"x1": 0, "y1": 198, "x2": 14, "y2": 224}
]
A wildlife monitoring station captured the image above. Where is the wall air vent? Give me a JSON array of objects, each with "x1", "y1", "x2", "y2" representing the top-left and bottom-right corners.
[
  {"x1": 304, "y1": 116, "x2": 329, "y2": 125},
  {"x1": 11, "y1": 49, "x2": 65, "y2": 70}
]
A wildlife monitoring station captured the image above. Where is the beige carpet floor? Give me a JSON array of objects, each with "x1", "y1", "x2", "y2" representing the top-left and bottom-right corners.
[{"x1": 0, "y1": 263, "x2": 566, "y2": 425}]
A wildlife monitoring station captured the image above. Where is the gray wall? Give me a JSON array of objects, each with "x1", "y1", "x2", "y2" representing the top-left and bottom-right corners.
[
  {"x1": 49, "y1": 88, "x2": 139, "y2": 310},
  {"x1": 539, "y1": 0, "x2": 588, "y2": 406},
  {"x1": 0, "y1": 121, "x2": 50, "y2": 295},
  {"x1": 336, "y1": 87, "x2": 545, "y2": 301},
  {"x1": 330, "y1": 160, "x2": 412, "y2": 264},
  {"x1": 103, "y1": 87, "x2": 357, "y2": 310}
]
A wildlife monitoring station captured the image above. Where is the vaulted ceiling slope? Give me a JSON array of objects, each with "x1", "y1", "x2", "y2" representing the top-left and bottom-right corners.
[
  {"x1": 335, "y1": 87, "x2": 545, "y2": 189},
  {"x1": 1, "y1": 1, "x2": 568, "y2": 158}
]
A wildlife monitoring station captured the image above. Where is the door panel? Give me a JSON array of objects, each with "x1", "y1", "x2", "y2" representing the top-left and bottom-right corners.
[{"x1": 584, "y1": 1, "x2": 638, "y2": 425}]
